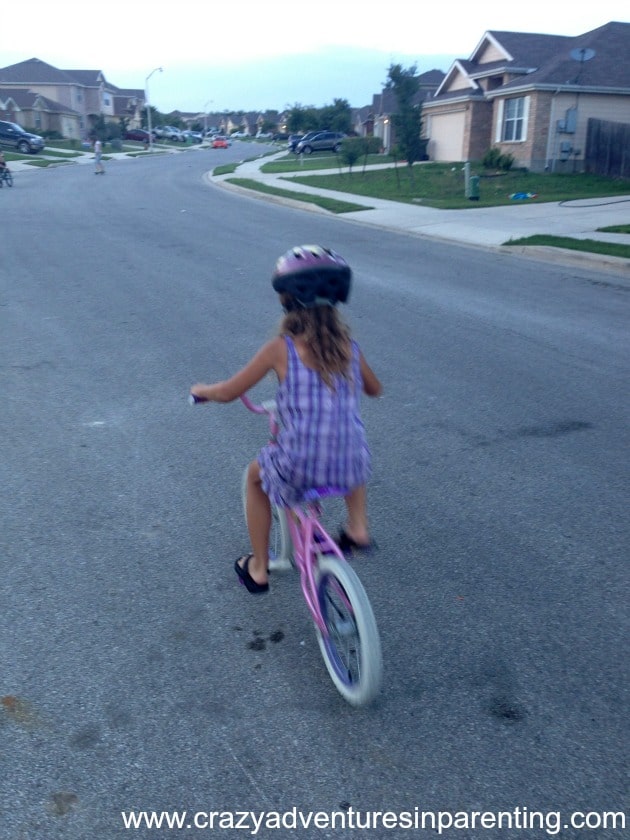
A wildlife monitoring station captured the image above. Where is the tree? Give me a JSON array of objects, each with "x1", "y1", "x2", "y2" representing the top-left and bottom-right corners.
[
  {"x1": 286, "y1": 104, "x2": 318, "y2": 133},
  {"x1": 319, "y1": 98, "x2": 352, "y2": 133},
  {"x1": 385, "y1": 63, "x2": 425, "y2": 182}
]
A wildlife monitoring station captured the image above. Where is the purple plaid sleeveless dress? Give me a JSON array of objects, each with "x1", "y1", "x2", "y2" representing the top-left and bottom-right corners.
[{"x1": 257, "y1": 336, "x2": 371, "y2": 508}]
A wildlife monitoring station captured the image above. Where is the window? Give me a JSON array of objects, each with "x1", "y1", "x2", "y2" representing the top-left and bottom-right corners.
[{"x1": 502, "y1": 97, "x2": 527, "y2": 142}]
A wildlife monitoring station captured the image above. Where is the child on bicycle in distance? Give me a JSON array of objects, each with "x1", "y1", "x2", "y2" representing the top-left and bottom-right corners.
[{"x1": 190, "y1": 245, "x2": 382, "y2": 594}]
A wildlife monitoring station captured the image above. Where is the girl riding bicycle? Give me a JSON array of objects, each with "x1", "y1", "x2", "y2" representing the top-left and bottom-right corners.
[{"x1": 190, "y1": 245, "x2": 382, "y2": 594}]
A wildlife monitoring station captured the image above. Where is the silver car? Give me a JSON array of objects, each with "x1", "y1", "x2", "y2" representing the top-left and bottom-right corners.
[{"x1": 295, "y1": 131, "x2": 345, "y2": 155}]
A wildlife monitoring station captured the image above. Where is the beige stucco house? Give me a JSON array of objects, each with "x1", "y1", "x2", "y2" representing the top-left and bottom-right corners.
[
  {"x1": 0, "y1": 58, "x2": 145, "y2": 140},
  {"x1": 423, "y1": 21, "x2": 630, "y2": 172}
]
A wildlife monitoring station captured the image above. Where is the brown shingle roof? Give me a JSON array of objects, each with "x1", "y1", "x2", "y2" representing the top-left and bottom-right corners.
[
  {"x1": 499, "y1": 21, "x2": 630, "y2": 90},
  {"x1": 0, "y1": 58, "x2": 78, "y2": 85},
  {"x1": 431, "y1": 21, "x2": 630, "y2": 103}
]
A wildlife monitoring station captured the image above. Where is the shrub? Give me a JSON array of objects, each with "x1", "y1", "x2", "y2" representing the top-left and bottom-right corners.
[
  {"x1": 498, "y1": 151, "x2": 515, "y2": 171},
  {"x1": 482, "y1": 147, "x2": 515, "y2": 171},
  {"x1": 339, "y1": 138, "x2": 363, "y2": 170},
  {"x1": 482, "y1": 147, "x2": 503, "y2": 169}
]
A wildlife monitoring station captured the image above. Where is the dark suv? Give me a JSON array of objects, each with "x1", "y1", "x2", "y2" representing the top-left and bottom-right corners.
[
  {"x1": 0, "y1": 120, "x2": 45, "y2": 154},
  {"x1": 295, "y1": 131, "x2": 345, "y2": 155}
]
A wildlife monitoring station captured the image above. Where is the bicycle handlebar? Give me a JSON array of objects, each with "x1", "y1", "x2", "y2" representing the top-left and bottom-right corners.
[{"x1": 188, "y1": 392, "x2": 277, "y2": 414}]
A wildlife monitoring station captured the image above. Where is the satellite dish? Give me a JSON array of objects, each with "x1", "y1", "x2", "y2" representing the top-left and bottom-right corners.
[{"x1": 570, "y1": 47, "x2": 596, "y2": 62}]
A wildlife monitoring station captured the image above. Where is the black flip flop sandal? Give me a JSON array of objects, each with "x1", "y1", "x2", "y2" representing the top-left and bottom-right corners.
[
  {"x1": 337, "y1": 529, "x2": 376, "y2": 554},
  {"x1": 234, "y1": 554, "x2": 269, "y2": 594}
]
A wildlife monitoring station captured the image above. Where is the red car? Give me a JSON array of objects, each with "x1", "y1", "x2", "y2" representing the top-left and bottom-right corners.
[
  {"x1": 212, "y1": 136, "x2": 228, "y2": 149},
  {"x1": 124, "y1": 128, "x2": 155, "y2": 143}
]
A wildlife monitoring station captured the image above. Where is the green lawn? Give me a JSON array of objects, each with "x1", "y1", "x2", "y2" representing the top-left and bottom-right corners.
[
  {"x1": 505, "y1": 235, "x2": 630, "y2": 258},
  {"x1": 282, "y1": 164, "x2": 630, "y2": 209},
  {"x1": 261, "y1": 153, "x2": 388, "y2": 174},
  {"x1": 225, "y1": 178, "x2": 372, "y2": 214},
  {"x1": 235, "y1": 159, "x2": 630, "y2": 259}
]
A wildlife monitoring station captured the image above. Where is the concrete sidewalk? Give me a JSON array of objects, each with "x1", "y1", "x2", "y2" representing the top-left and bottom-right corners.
[{"x1": 213, "y1": 152, "x2": 630, "y2": 274}]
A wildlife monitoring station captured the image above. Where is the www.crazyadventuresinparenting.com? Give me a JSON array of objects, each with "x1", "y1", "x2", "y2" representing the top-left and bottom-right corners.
[{"x1": 120, "y1": 805, "x2": 627, "y2": 834}]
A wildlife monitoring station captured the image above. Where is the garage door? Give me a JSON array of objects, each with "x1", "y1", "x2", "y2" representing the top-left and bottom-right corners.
[{"x1": 427, "y1": 110, "x2": 466, "y2": 162}]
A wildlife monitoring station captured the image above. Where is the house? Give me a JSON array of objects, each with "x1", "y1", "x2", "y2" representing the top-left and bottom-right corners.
[
  {"x1": 351, "y1": 106, "x2": 374, "y2": 138},
  {"x1": 423, "y1": 21, "x2": 630, "y2": 171},
  {"x1": 368, "y1": 70, "x2": 445, "y2": 152},
  {"x1": 0, "y1": 57, "x2": 145, "y2": 140},
  {"x1": 0, "y1": 87, "x2": 81, "y2": 138}
]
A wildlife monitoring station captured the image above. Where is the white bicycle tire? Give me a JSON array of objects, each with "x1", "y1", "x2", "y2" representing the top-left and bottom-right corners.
[{"x1": 314, "y1": 554, "x2": 382, "y2": 706}]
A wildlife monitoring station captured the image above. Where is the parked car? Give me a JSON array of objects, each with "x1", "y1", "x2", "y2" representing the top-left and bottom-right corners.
[
  {"x1": 288, "y1": 133, "x2": 308, "y2": 152},
  {"x1": 256, "y1": 131, "x2": 273, "y2": 139},
  {"x1": 181, "y1": 130, "x2": 202, "y2": 143},
  {"x1": 124, "y1": 128, "x2": 155, "y2": 143},
  {"x1": 231, "y1": 131, "x2": 249, "y2": 139},
  {"x1": 212, "y1": 136, "x2": 229, "y2": 149},
  {"x1": 156, "y1": 126, "x2": 183, "y2": 141},
  {"x1": 0, "y1": 120, "x2": 45, "y2": 154},
  {"x1": 295, "y1": 131, "x2": 345, "y2": 155}
]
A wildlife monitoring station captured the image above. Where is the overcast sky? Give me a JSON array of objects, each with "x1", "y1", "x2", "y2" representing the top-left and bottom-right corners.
[{"x1": 3, "y1": 1, "x2": 628, "y2": 113}]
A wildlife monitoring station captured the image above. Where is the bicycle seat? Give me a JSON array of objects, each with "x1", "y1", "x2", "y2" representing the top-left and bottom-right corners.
[{"x1": 302, "y1": 486, "x2": 349, "y2": 502}]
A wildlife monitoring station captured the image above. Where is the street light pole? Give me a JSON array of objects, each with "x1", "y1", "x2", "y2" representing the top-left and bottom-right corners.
[{"x1": 145, "y1": 67, "x2": 163, "y2": 152}]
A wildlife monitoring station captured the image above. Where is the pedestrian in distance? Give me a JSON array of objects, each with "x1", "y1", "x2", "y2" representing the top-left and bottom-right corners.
[
  {"x1": 190, "y1": 245, "x2": 382, "y2": 594},
  {"x1": 93, "y1": 137, "x2": 104, "y2": 174},
  {"x1": 0, "y1": 151, "x2": 10, "y2": 186}
]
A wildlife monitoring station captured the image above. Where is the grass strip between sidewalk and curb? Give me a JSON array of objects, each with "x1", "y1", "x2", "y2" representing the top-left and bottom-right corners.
[
  {"x1": 225, "y1": 177, "x2": 373, "y2": 214},
  {"x1": 504, "y1": 234, "x2": 630, "y2": 259}
]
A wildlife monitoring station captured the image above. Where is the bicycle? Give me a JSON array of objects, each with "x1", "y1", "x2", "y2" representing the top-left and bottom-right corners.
[
  {"x1": 0, "y1": 168, "x2": 13, "y2": 187},
  {"x1": 191, "y1": 391, "x2": 383, "y2": 706}
]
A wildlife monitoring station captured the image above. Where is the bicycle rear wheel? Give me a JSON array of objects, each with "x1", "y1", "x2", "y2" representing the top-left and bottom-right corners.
[
  {"x1": 314, "y1": 554, "x2": 382, "y2": 706},
  {"x1": 241, "y1": 466, "x2": 292, "y2": 571}
]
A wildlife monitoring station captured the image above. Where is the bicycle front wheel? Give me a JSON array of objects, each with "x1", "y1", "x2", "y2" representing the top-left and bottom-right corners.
[
  {"x1": 5, "y1": 172, "x2": 13, "y2": 187},
  {"x1": 241, "y1": 465, "x2": 292, "y2": 571},
  {"x1": 314, "y1": 554, "x2": 382, "y2": 706}
]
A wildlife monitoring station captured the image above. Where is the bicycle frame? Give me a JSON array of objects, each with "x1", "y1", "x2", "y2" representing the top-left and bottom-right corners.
[{"x1": 240, "y1": 395, "x2": 351, "y2": 635}]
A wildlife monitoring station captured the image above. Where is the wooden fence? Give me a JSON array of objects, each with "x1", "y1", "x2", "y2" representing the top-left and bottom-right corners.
[{"x1": 585, "y1": 118, "x2": 630, "y2": 179}]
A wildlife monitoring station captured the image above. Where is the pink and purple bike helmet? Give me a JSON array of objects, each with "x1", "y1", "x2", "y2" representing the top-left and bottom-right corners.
[{"x1": 272, "y1": 245, "x2": 352, "y2": 307}]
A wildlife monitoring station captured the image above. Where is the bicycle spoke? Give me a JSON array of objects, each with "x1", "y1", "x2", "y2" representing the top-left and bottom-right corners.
[{"x1": 321, "y1": 578, "x2": 362, "y2": 684}]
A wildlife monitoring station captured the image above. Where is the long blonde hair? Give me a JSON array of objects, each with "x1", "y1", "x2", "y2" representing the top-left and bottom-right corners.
[{"x1": 279, "y1": 295, "x2": 351, "y2": 388}]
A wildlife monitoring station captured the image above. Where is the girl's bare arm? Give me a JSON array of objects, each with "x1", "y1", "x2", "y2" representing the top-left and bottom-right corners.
[
  {"x1": 190, "y1": 337, "x2": 284, "y2": 403},
  {"x1": 359, "y1": 353, "x2": 382, "y2": 397}
]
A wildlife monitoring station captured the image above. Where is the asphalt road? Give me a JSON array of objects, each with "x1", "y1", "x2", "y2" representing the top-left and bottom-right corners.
[{"x1": 1, "y1": 148, "x2": 628, "y2": 839}]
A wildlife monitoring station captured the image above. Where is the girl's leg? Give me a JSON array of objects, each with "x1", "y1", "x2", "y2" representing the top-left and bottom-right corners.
[
  {"x1": 241, "y1": 459, "x2": 270, "y2": 584},
  {"x1": 343, "y1": 485, "x2": 370, "y2": 546}
]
